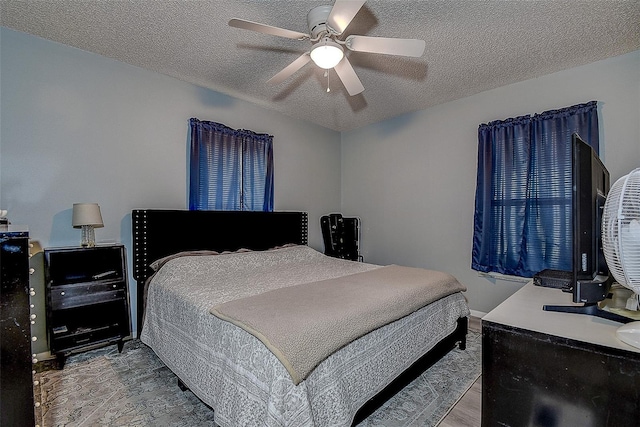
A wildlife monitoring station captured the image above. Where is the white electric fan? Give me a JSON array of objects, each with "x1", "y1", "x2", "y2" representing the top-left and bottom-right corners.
[{"x1": 601, "y1": 167, "x2": 640, "y2": 349}]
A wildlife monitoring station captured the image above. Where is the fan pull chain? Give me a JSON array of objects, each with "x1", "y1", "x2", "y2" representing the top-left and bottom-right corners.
[{"x1": 325, "y1": 70, "x2": 330, "y2": 92}]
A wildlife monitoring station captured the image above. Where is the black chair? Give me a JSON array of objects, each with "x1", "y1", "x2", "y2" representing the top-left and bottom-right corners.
[{"x1": 320, "y1": 213, "x2": 361, "y2": 261}]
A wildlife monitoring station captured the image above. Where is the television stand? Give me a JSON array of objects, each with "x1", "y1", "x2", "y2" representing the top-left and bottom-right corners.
[
  {"x1": 543, "y1": 302, "x2": 634, "y2": 323},
  {"x1": 483, "y1": 282, "x2": 640, "y2": 427}
]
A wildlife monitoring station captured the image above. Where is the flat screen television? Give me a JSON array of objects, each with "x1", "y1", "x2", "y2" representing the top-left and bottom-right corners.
[
  {"x1": 571, "y1": 132, "x2": 610, "y2": 303},
  {"x1": 543, "y1": 134, "x2": 630, "y2": 323}
]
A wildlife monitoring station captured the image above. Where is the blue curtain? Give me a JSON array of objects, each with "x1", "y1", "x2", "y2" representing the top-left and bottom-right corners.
[
  {"x1": 472, "y1": 101, "x2": 599, "y2": 277},
  {"x1": 189, "y1": 118, "x2": 274, "y2": 211}
]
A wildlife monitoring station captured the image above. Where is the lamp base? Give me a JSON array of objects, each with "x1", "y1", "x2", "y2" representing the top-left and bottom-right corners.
[{"x1": 80, "y1": 225, "x2": 96, "y2": 247}]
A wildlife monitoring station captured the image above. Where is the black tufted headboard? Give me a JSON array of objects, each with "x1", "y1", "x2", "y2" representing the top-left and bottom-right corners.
[{"x1": 131, "y1": 209, "x2": 308, "y2": 330}]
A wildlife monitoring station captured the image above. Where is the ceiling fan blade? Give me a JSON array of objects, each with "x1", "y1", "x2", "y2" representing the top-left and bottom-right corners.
[
  {"x1": 333, "y1": 57, "x2": 364, "y2": 96},
  {"x1": 345, "y1": 35, "x2": 426, "y2": 57},
  {"x1": 267, "y1": 53, "x2": 312, "y2": 85},
  {"x1": 327, "y1": 0, "x2": 366, "y2": 35},
  {"x1": 229, "y1": 18, "x2": 309, "y2": 40}
]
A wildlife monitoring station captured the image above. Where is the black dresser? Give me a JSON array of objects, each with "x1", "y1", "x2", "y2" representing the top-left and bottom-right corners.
[
  {"x1": 1, "y1": 227, "x2": 36, "y2": 426},
  {"x1": 482, "y1": 282, "x2": 640, "y2": 426}
]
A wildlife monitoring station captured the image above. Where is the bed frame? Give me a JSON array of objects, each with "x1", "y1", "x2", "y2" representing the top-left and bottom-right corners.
[{"x1": 131, "y1": 209, "x2": 467, "y2": 424}]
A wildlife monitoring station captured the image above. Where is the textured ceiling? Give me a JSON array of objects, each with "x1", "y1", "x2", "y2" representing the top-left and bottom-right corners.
[{"x1": 1, "y1": 1, "x2": 639, "y2": 131}]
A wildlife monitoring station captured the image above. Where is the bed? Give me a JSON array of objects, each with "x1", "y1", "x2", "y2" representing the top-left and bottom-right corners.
[{"x1": 132, "y1": 209, "x2": 470, "y2": 426}]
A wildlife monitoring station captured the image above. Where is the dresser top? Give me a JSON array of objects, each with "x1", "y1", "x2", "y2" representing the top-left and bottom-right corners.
[
  {"x1": 0, "y1": 225, "x2": 28, "y2": 237},
  {"x1": 483, "y1": 281, "x2": 640, "y2": 354}
]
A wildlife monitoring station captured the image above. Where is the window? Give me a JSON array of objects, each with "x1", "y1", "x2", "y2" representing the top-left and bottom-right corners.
[
  {"x1": 471, "y1": 101, "x2": 599, "y2": 277},
  {"x1": 189, "y1": 118, "x2": 274, "y2": 211}
]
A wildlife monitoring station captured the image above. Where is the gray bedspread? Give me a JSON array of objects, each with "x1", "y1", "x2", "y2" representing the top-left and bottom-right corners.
[
  {"x1": 140, "y1": 245, "x2": 470, "y2": 427},
  {"x1": 211, "y1": 265, "x2": 466, "y2": 384}
]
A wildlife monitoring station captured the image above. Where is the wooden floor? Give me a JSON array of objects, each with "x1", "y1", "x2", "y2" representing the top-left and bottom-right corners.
[{"x1": 438, "y1": 316, "x2": 482, "y2": 427}]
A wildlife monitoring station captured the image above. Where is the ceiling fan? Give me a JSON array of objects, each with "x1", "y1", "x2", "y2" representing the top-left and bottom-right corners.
[{"x1": 229, "y1": 0, "x2": 426, "y2": 96}]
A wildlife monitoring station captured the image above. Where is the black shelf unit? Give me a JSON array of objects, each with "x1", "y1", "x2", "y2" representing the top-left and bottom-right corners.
[{"x1": 45, "y1": 245, "x2": 131, "y2": 366}]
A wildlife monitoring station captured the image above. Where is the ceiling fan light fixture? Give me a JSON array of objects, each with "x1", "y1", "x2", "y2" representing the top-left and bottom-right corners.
[{"x1": 310, "y1": 38, "x2": 344, "y2": 69}]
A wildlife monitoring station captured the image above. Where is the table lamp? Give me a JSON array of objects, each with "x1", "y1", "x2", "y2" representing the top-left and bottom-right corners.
[{"x1": 72, "y1": 203, "x2": 103, "y2": 247}]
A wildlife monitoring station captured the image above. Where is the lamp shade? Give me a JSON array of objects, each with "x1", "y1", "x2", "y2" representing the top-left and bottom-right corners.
[
  {"x1": 72, "y1": 203, "x2": 104, "y2": 228},
  {"x1": 310, "y1": 38, "x2": 344, "y2": 69}
]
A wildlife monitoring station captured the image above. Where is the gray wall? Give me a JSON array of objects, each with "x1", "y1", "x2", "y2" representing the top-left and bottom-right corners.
[
  {"x1": 341, "y1": 50, "x2": 640, "y2": 314},
  {"x1": 0, "y1": 28, "x2": 342, "y2": 336},
  {"x1": 2, "y1": 26, "x2": 638, "y2": 337}
]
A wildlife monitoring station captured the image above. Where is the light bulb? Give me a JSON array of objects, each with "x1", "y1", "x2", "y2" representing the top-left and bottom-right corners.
[{"x1": 310, "y1": 38, "x2": 344, "y2": 69}]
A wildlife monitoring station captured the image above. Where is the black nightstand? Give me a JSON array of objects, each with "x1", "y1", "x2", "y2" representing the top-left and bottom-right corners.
[{"x1": 45, "y1": 244, "x2": 131, "y2": 367}]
